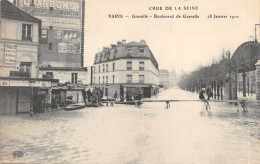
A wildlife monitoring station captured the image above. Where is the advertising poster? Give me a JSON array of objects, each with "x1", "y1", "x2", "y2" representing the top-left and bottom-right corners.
[
  {"x1": 58, "y1": 43, "x2": 67, "y2": 53},
  {"x1": 4, "y1": 44, "x2": 17, "y2": 67},
  {"x1": 0, "y1": 0, "x2": 260, "y2": 163}
]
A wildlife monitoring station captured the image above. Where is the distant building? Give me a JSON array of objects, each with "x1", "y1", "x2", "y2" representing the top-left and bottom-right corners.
[
  {"x1": 159, "y1": 69, "x2": 169, "y2": 89},
  {"x1": 169, "y1": 69, "x2": 178, "y2": 88},
  {"x1": 0, "y1": 0, "x2": 58, "y2": 114},
  {"x1": 93, "y1": 40, "x2": 159, "y2": 98}
]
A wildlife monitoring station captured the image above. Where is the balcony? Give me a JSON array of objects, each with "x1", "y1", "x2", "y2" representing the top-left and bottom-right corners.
[
  {"x1": 42, "y1": 74, "x2": 53, "y2": 79},
  {"x1": 10, "y1": 71, "x2": 30, "y2": 78}
]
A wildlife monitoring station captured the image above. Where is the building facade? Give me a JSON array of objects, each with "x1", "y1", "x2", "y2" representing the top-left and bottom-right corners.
[
  {"x1": 93, "y1": 40, "x2": 159, "y2": 98},
  {"x1": 14, "y1": 0, "x2": 89, "y2": 106},
  {"x1": 159, "y1": 69, "x2": 169, "y2": 89},
  {"x1": 14, "y1": 0, "x2": 85, "y2": 67},
  {"x1": 0, "y1": 0, "x2": 58, "y2": 114}
]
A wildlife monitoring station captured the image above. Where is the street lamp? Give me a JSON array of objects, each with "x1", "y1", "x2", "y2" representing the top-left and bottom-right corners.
[{"x1": 29, "y1": 80, "x2": 35, "y2": 117}]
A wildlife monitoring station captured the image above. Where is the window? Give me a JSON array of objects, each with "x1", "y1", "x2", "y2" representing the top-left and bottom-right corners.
[
  {"x1": 139, "y1": 75, "x2": 144, "y2": 83},
  {"x1": 113, "y1": 63, "x2": 115, "y2": 71},
  {"x1": 71, "y1": 73, "x2": 78, "y2": 84},
  {"x1": 22, "y1": 24, "x2": 32, "y2": 41},
  {"x1": 20, "y1": 62, "x2": 31, "y2": 73},
  {"x1": 99, "y1": 77, "x2": 100, "y2": 84},
  {"x1": 103, "y1": 76, "x2": 105, "y2": 84},
  {"x1": 93, "y1": 67, "x2": 96, "y2": 73},
  {"x1": 106, "y1": 64, "x2": 108, "y2": 72},
  {"x1": 46, "y1": 72, "x2": 53, "y2": 78},
  {"x1": 106, "y1": 76, "x2": 108, "y2": 84},
  {"x1": 94, "y1": 77, "x2": 95, "y2": 84},
  {"x1": 49, "y1": 43, "x2": 53, "y2": 50},
  {"x1": 127, "y1": 61, "x2": 132, "y2": 70},
  {"x1": 127, "y1": 48, "x2": 132, "y2": 56},
  {"x1": 103, "y1": 64, "x2": 105, "y2": 72},
  {"x1": 113, "y1": 75, "x2": 115, "y2": 84},
  {"x1": 99, "y1": 65, "x2": 100, "y2": 73},
  {"x1": 126, "y1": 75, "x2": 132, "y2": 83},
  {"x1": 139, "y1": 49, "x2": 145, "y2": 55},
  {"x1": 139, "y1": 62, "x2": 144, "y2": 70}
]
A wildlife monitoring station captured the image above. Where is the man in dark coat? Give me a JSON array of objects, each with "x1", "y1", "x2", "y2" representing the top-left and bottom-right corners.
[
  {"x1": 86, "y1": 89, "x2": 92, "y2": 102},
  {"x1": 82, "y1": 89, "x2": 87, "y2": 105}
]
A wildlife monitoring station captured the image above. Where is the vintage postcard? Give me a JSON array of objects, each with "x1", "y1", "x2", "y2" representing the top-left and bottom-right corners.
[{"x1": 0, "y1": 0, "x2": 260, "y2": 163}]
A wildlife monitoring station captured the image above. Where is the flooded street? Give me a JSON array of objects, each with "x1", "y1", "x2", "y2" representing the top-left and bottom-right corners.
[{"x1": 0, "y1": 88, "x2": 260, "y2": 163}]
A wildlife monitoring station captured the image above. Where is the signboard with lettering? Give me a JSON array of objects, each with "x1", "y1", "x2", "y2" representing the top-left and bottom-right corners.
[
  {"x1": 0, "y1": 80, "x2": 51, "y2": 87},
  {"x1": 19, "y1": 0, "x2": 80, "y2": 11},
  {"x1": 17, "y1": 0, "x2": 82, "y2": 30},
  {"x1": 4, "y1": 44, "x2": 17, "y2": 67},
  {"x1": 37, "y1": 16, "x2": 81, "y2": 30},
  {"x1": 0, "y1": 80, "x2": 10, "y2": 87},
  {"x1": 58, "y1": 43, "x2": 67, "y2": 53}
]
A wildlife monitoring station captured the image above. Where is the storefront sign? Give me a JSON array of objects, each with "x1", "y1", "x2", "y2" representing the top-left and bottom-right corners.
[
  {"x1": 9, "y1": 80, "x2": 29, "y2": 87},
  {"x1": 19, "y1": 0, "x2": 80, "y2": 11},
  {"x1": 0, "y1": 80, "x2": 51, "y2": 87},
  {"x1": 37, "y1": 16, "x2": 81, "y2": 30},
  {"x1": 4, "y1": 44, "x2": 17, "y2": 67},
  {"x1": 0, "y1": 80, "x2": 10, "y2": 86}
]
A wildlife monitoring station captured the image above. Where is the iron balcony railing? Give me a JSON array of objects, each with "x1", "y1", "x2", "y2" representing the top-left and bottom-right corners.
[{"x1": 10, "y1": 71, "x2": 30, "y2": 78}]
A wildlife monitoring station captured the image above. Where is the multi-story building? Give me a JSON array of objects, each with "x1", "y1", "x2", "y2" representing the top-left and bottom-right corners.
[
  {"x1": 159, "y1": 69, "x2": 169, "y2": 89},
  {"x1": 14, "y1": 0, "x2": 85, "y2": 67},
  {"x1": 0, "y1": 0, "x2": 58, "y2": 114},
  {"x1": 93, "y1": 40, "x2": 159, "y2": 98},
  {"x1": 14, "y1": 0, "x2": 89, "y2": 106}
]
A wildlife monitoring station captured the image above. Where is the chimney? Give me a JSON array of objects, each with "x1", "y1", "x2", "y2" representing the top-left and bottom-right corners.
[
  {"x1": 140, "y1": 40, "x2": 146, "y2": 45},
  {"x1": 110, "y1": 44, "x2": 116, "y2": 48},
  {"x1": 122, "y1": 39, "x2": 126, "y2": 44},
  {"x1": 117, "y1": 41, "x2": 122, "y2": 46}
]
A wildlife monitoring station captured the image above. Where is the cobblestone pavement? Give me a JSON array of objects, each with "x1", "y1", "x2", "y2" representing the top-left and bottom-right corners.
[{"x1": 0, "y1": 88, "x2": 260, "y2": 163}]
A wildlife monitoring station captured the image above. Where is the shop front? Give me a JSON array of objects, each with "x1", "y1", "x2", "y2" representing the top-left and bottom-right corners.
[{"x1": 0, "y1": 77, "x2": 58, "y2": 114}]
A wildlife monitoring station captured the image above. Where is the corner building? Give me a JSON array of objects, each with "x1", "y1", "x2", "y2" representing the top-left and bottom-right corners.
[
  {"x1": 0, "y1": 0, "x2": 58, "y2": 114},
  {"x1": 93, "y1": 40, "x2": 159, "y2": 98},
  {"x1": 14, "y1": 0, "x2": 85, "y2": 67}
]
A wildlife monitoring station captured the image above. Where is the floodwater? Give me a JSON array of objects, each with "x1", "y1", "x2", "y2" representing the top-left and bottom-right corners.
[{"x1": 0, "y1": 88, "x2": 260, "y2": 163}]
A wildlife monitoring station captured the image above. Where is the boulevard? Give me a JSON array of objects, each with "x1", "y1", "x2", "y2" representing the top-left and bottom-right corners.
[{"x1": 0, "y1": 88, "x2": 259, "y2": 163}]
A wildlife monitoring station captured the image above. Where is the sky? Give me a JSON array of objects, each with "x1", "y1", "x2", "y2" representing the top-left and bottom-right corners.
[{"x1": 84, "y1": 0, "x2": 260, "y2": 74}]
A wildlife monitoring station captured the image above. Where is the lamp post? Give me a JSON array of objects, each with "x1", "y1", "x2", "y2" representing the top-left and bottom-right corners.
[
  {"x1": 29, "y1": 80, "x2": 35, "y2": 117},
  {"x1": 106, "y1": 83, "x2": 109, "y2": 106}
]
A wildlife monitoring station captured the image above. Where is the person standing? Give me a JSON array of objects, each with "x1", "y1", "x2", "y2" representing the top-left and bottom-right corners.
[
  {"x1": 136, "y1": 91, "x2": 142, "y2": 108},
  {"x1": 114, "y1": 91, "x2": 118, "y2": 101},
  {"x1": 87, "y1": 89, "x2": 92, "y2": 102},
  {"x1": 82, "y1": 89, "x2": 87, "y2": 105}
]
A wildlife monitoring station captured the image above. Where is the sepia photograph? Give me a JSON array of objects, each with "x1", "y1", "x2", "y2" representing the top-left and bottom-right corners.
[{"x1": 0, "y1": 0, "x2": 260, "y2": 163}]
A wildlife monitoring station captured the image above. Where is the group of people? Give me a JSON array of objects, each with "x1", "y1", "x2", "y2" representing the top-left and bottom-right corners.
[
  {"x1": 82, "y1": 87, "x2": 103, "y2": 105},
  {"x1": 117, "y1": 91, "x2": 142, "y2": 107}
]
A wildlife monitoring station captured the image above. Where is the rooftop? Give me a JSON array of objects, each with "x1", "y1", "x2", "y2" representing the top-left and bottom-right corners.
[
  {"x1": 39, "y1": 67, "x2": 88, "y2": 71},
  {"x1": 1, "y1": 0, "x2": 41, "y2": 23}
]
